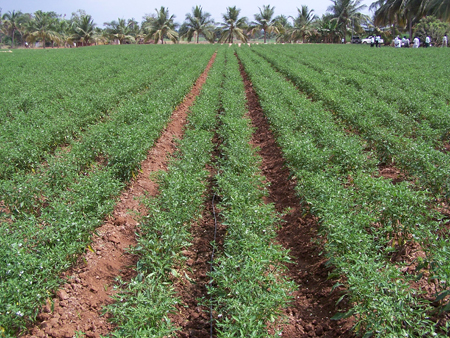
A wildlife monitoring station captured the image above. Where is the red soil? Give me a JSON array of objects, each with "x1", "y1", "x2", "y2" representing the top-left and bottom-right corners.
[
  {"x1": 238, "y1": 56, "x2": 355, "y2": 337},
  {"x1": 22, "y1": 52, "x2": 217, "y2": 338}
]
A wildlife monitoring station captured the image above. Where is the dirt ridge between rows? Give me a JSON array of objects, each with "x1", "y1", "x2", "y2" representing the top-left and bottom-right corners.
[
  {"x1": 22, "y1": 52, "x2": 217, "y2": 338},
  {"x1": 237, "y1": 54, "x2": 355, "y2": 338},
  {"x1": 169, "y1": 147, "x2": 226, "y2": 338}
]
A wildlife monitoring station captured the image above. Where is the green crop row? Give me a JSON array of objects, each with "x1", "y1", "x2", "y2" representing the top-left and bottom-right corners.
[
  {"x1": 252, "y1": 45, "x2": 450, "y2": 200},
  {"x1": 207, "y1": 48, "x2": 294, "y2": 337},
  {"x1": 0, "y1": 45, "x2": 215, "y2": 179},
  {"x1": 104, "y1": 49, "x2": 224, "y2": 337},
  {"x1": 106, "y1": 46, "x2": 295, "y2": 337},
  {"x1": 283, "y1": 46, "x2": 450, "y2": 147},
  {"x1": 0, "y1": 47, "x2": 215, "y2": 335},
  {"x1": 1, "y1": 47, "x2": 214, "y2": 224},
  {"x1": 236, "y1": 46, "x2": 448, "y2": 337}
]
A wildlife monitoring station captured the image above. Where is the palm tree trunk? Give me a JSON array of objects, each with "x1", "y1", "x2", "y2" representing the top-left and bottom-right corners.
[
  {"x1": 43, "y1": 37, "x2": 46, "y2": 49},
  {"x1": 11, "y1": 28, "x2": 15, "y2": 48},
  {"x1": 197, "y1": 31, "x2": 199, "y2": 44},
  {"x1": 264, "y1": 30, "x2": 267, "y2": 43},
  {"x1": 408, "y1": 13, "x2": 412, "y2": 39}
]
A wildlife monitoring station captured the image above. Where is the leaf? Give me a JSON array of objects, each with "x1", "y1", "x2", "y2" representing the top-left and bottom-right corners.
[
  {"x1": 331, "y1": 282, "x2": 343, "y2": 292},
  {"x1": 435, "y1": 290, "x2": 450, "y2": 302},
  {"x1": 87, "y1": 245, "x2": 95, "y2": 253},
  {"x1": 184, "y1": 272, "x2": 193, "y2": 282},
  {"x1": 331, "y1": 308, "x2": 355, "y2": 320},
  {"x1": 442, "y1": 301, "x2": 450, "y2": 313}
]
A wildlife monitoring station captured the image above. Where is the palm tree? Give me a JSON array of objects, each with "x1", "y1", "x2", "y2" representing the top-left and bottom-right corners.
[
  {"x1": 26, "y1": 11, "x2": 60, "y2": 48},
  {"x1": 219, "y1": 6, "x2": 248, "y2": 43},
  {"x1": 182, "y1": 6, "x2": 215, "y2": 43},
  {"x1": 317, "y1": 14, "x2": 343, "y2": 43},
  {"x1": 370, "y1": 0, "x2": 424, "y2": 40},
  {"x1": 2, "y1": 10, "x2": 26, "y2": 47},
  {"x1": 402, "y1": 0, "x2": 427, "y2": 39},
  {"x1": 370, "y1": 0, "x2": 402, "y2": 35},
  {"x1": 290, "y1": 6, "x2": 318, "y2": 43},
  {"x1": 53, "y1": 18, "x2": 72, "y2": 47},
  {"x1": 250, "y1": 5, "x2": 278, "y2": 43},
  {"x1": 72, "y1": 14, "x2": 96, "y2": 46},
  {"x1": 425, "y1": 0, "x2": 450, "y2": 22},
  {"x1": 361, "y1": 14, "x2": 384, "y2": 37},
  {"x1": 104, "y1": 18, "x2": 135, "y2": 44},
  {"x1": 143, "y1": 7, "x2": 178, "y2": 44},
  {"x1": 327, "y1": 0, "x2": 367, "y2": 42},
  {"x1": 92, "y1": 27, "x2": 109, "y2": 45},
  {"x1": 274, "y1": 14, "x2": 293, "y2": 43}
]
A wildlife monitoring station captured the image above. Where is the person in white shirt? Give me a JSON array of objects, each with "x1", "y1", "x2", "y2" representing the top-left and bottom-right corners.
[
  {"x1": 402, "y1": 36, "x2": 410, "y2": 47},
  {"x1": 425, "y1": 36, "x2": 431, "y2": 47},
  {"x1": 394, "y1": 36, "x2": 401, "y2": 48},
  {"x1": 413, "y1": 36, "x2": 420, "y2": 48},
  {"x1": 443, "y1": 35, "x2": 448, "y2": 47},
  {"x1": 371, "y1": 36, "x2": 375, "y2": 47}
]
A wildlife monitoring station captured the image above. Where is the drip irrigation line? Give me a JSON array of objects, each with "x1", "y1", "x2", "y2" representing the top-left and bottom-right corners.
[{"x1": 210, "y1": 192, "x2": 218, "y2": 338}]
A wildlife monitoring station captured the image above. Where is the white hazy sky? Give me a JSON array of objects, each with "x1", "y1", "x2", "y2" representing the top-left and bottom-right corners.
[{"x1": 1, "y1": 0, "x2": 374, "y2": 26}]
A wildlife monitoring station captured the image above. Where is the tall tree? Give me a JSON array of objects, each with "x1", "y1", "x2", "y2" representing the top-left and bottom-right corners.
[
  {"x1": 2, "y1": 10, "x2": 26, "y2": 47},
  {"x1": 53, "y1": 17, "x2": 72, "y2": 47},
  {"x1": 72, "y1": 14, "x2": 96, "y2": 46},
  {"x1": 182, "y1": 5, "x2": 215, "y2": 43},
  {"x1": 290, "y1": 5, "x2": 317, "y2": 43},
  {"x1": 425, "y1": 0, "x2": 450, "y2": 22},
  {"x1": 219, "y1": 6, "x2": 248, "y2": 43},
  {"x1": 104, "y1": 18, "x2": 135, "y2": 44},
  {"x1": 250, "y1": 5, "x2": 278, "y2": 43},
  {"x1": 274, "y1": 14, "x2": 293, "y2": 43},
  {"x1": 317, "y1": 14, "x2": 343, "y2": 43},
  {"x1": 403, "y1": 0, "x2": 427, "y2": 39},
  {"x1": 143, "y1": 7, "x2": 178, "y2": 44},
  {"x1": 26, "y1": 11, "x2": 60, "y2": 48},
  {"x1": 327, "y1": 0, "x2": 367, "y2": 41},
  {"x1": 370, "y1": 0, "x2": 425, "y2": 39}
]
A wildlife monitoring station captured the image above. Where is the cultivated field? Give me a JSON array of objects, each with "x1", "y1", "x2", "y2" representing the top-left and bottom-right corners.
[{"x1": 0, "y1": 44, "x2": 449, "y2": 338}]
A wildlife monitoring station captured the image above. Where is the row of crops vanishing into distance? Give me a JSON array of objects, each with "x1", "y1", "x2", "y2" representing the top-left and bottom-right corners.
[{"x1": 0, "y1": 44, "x2": 449, "y2": 337}]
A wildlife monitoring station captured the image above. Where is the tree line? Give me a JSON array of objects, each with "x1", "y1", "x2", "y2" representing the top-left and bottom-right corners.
[{"x1": 1, "y1": 0, "x2": 449, "y2": 48}]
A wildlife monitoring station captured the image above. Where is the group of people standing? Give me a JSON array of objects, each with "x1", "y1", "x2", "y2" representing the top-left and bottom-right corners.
[
  {"x1": 394, "y1": 35, "x2": 448, "y2": 48},
  {"x1": 369, "y1": 36, "x2": 382, "y2": 47}
]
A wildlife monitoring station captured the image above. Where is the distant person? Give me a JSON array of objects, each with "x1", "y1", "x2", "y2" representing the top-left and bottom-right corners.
[
  {"x1": 402, "y1": 36, "x2": 410, "y2": 48},
  {"x1": 342, "y1": 38, "x2": 345, "y2": 44},
  {"x1": 375, "y1": 35, "x2": 380, "y2": 47},
  {"x1": 371, "y1": 36, "x2": 375, "y2": 47},
  {"x1": 394, "y1": 36, "x2": 402, "y2": 48},
  {"x1": 443, "y1": 35, "x2": 448, "y2": 47},
  {"x1": 425, "y1": 36, "x2": 431, "y2": 47},
  {"x1": 413, "y1": 36, "x2": 420, "y2": 48}
]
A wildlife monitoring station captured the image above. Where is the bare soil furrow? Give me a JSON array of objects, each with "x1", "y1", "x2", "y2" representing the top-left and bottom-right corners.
[
  {"x1": 168, "y1": 131, "x2": 226, "y2": 338},
  {"x1": 237, "y1": 56, "x2": 355, "y2": 338},
  {"x1": 22, "y1": 53, "x2": 217, "y2": 338}
]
